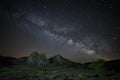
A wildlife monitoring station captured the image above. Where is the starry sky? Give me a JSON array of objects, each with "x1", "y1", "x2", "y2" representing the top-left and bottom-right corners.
[{"x1": 0, "y1": 0, "x2": 119, "y2": 63}]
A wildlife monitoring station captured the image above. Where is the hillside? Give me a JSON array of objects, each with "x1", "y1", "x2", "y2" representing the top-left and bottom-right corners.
[
  {"x1": 0, "y1": 56, "x2": 18, "y2": 68},
  {"x1": 0, "y1": 55, "x2": 120, "y2": 80},
  {"x1": 48, "y1": 54, "x2": 75, "y2": 66}
]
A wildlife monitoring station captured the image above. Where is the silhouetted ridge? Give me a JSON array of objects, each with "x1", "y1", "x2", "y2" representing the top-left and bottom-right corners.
[
  {"x1": 104, "y1": 59, "x2": 120, "y2": 71},
  {"x1": 0, "y1": 56, "x2": 18, "y2": 68}
]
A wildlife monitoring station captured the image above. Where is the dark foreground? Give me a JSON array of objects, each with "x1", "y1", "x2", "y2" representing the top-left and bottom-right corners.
[
  {"x1": 0, "y1": 55, "x2": 120, "y2": 80},
  {"x1": 0, "y1": 63, "x2": 120, "y2": 80}
]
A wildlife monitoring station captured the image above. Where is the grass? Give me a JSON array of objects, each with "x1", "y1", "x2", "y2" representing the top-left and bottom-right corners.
[{"x1": 0, "y1": 64, "x2": 120, "y2": 80}]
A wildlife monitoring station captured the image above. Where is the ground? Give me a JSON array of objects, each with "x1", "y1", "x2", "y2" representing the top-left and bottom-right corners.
[{"x1": 0, "y1": 63, "x2": 120, "y2": 80}]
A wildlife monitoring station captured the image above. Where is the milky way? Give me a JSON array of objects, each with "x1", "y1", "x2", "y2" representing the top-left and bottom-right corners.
[{"x1": 0, "y1": 0, "x2": 119, "y2": 63}]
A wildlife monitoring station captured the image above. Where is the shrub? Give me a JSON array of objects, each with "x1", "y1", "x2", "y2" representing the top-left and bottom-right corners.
[{"x1": 89, "y1": 59, "x2": 105, "y2": 76}]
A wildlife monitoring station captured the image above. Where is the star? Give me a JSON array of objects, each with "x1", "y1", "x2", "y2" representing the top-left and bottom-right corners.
[{"x1": 43, "y1": 6, "x2": 47, "y2": 9}]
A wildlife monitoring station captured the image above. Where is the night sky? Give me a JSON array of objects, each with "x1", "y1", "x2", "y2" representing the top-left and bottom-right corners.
[{"x1": 0, "y1": 0, "x2": 119, "y2": 63}]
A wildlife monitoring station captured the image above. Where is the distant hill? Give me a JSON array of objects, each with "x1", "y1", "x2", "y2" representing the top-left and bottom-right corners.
[
  {"x1": 0, "y1": 56, "x2": 18, "y2": 68},
  {"x1": 18, "y1": 56, "x2": 28, "y2": 63},
  {"x1": 48, "y1": 54, "x2": 75, "y2": 66},
  {"x1": 84, "y1": 59, "x2": 120, "y2": 71},
  {"x1": 104, "y1": 59, "x2": 120, "y2": 71}
]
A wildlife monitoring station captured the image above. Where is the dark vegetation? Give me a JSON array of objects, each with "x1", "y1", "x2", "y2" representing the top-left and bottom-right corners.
[{"x1": 0, "y1": 51, "x2": 120, "y2": 80}]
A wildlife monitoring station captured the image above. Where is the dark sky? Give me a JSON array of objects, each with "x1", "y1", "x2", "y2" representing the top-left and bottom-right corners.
[{"x1": 0, "y1": 0, "x2": 119, "y2": 63}]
